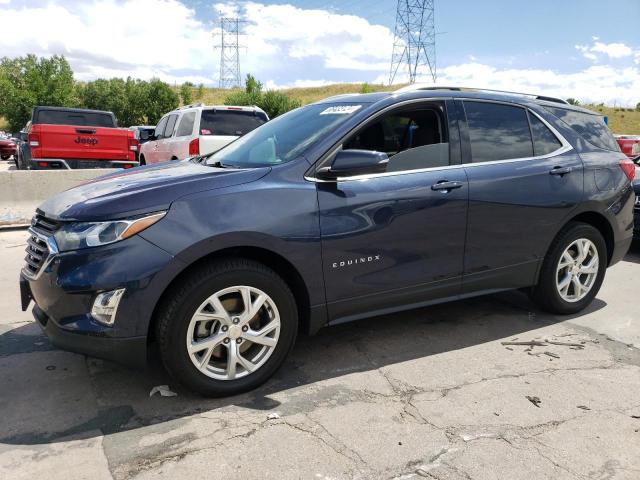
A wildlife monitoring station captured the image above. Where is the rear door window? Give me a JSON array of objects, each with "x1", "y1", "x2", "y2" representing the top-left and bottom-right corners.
[
  {"x1": 528, "y1": 111, "x2": 563, "y2": 156},
  {"x1": 34, "y1": 110, "x2": 115, "y2": 127},
  {"x1": 544, "y1": 106, "x2": 619, "y2": 151},
  {"x1": 176, "y1": 112, "x2": 196, "y2": 137},
  {"x1": 463, "y1": 101, "x2": 533, "y2": 162},
  {"x1": 200, "y1": 110, "x2": 268, "y2": 136},
  {"x1": 164, "y1": 114, "x2": 178, "y2": 138}
]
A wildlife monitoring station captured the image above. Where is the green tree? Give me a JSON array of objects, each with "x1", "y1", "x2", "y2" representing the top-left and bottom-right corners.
[
  {"x1": 180, "y1": 82, "x2": 194, "y2": 105},
  {"x1": 144, "y1": 79, "x2": 179, "y2": 124},
  {"x1": 566, "y1": 98, "x2": 580, "y2": 106},
  {"x1": 0, "y1": 54, "x2": 76, "y2": 131},
  {"x1": 259, "y1": 90, "x2": 301, "y2": 118},
  {"x1": 78, "y1": 77, "x2": 149, "y2": 127},
  {"x1": 223, "y1": 74, "x2": 300, "y2": 118},
  {"x1": 636, "y1": 102, "x2": 640, "y2": 112},
  {"x1": 196, "y1": 83, "x2": 205, "y2": 99}
]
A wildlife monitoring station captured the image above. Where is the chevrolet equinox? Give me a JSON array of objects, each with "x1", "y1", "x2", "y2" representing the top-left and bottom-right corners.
[{"x1": 20, "y1": 87, "x2": 636, "y2": 396}]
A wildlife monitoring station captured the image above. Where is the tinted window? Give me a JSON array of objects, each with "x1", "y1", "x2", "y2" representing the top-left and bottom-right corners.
[
  {"x1": 34, "y1": 110, "x2": 115, "y2": 127},
  {"x1": 464, "y1": 101, "x2": 533, "y2": 162},
  {"x1": 528, "y1": 111, "x2": 562, "y2": 156},
  {"x1": 200, "y1": 110, "x2": 268, "y2": 136},
  {"x1": 545, "y1": 106, "x2": 619, "y2": 151},
  {"x1": 164, "y1": 114, "x2": 178, "y2": 137},
  {"x1": 345, "y1": 106, "x2": 449, "y2": 172},
  {"x1": 206, "y1": 103, "x2": 365, "y2": 168},
  {"x1": 176, "y1": 112, "x2": 196, "y2": 137}
]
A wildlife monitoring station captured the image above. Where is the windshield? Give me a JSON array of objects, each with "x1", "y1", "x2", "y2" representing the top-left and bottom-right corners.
[{"x1": 205, "y1": 103, "x2": 366, "y2": 168}]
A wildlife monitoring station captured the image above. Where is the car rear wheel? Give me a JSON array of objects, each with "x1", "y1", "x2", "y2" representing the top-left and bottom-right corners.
[
  {"x1": 156, "y1": 258, "x2": 298, "y2": 396},
  {"x1": 531, "y1": 222, "x2": 606, "y2": 314},
  {"x1": 139, "y1": 155, "x2": 146, "y2": 166},
  {"x1": 1, "y1": 155, "x2": 9, "y2": 160}
]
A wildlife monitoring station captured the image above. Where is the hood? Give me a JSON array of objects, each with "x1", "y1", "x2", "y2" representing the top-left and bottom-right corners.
[{"x1": 38, "y1": 160, "x2": 270, "y2": 221}]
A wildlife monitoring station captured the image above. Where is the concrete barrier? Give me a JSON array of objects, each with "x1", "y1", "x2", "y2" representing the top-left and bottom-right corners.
[{"x1": 0, "y1": 169, "x2": 117, "y2": 226}]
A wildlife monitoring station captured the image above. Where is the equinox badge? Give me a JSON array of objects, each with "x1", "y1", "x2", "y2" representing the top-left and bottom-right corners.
[{"x1": 332, "y1": 255, "x2": 381, "y2": 269}]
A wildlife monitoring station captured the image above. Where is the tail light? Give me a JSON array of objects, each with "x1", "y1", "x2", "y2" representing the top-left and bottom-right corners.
[
  {"x1": 619, "y1": 158, "x2": 636, "y2": 182},
  {"x1": 632, "y1": 142, "x2": 640, "y2": 156},
  {"x1": 128, "y1": 138, "x2": 139, "y2": 152},
  {"x1": 28, "y1": 133, "x2": 40, "y2": 148},
  {"x1": 188, "y1": 138, "x2": 200, "y2": 156}
]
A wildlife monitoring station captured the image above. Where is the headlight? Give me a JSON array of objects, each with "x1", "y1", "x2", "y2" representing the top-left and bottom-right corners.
[{"x1": 54, "y1": 212, "x2": 166, "y2": 251}]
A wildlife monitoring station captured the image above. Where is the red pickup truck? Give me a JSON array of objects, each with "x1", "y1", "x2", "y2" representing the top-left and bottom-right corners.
[{"x1": 26, "y1": 107, "x2": 139, "y2": 169}]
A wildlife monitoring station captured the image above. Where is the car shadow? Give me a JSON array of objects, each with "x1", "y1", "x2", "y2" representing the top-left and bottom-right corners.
[
  {"x1": 0, "y1": 287, "x2": 609, "y2": 447},
  {"x1": 623, "y1": 239, "x2": 640, "y2": 264}
]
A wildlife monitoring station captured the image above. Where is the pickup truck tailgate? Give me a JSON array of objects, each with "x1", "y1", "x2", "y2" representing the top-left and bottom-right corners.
[{"x1": 32, "y1": 124, "x2": 131, "y2": 161}]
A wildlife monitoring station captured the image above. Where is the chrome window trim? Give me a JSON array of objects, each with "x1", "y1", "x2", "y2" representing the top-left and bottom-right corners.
[
  {"x1": 21, "y1": 227, "x2": 59, "y2": 281},
  {"x1": 305, "y1": 99, "x2": 573, "y2": 183}
]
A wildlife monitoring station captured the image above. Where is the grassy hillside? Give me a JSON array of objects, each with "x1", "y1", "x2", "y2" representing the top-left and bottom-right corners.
[{"x1": 3, "y1": 83, "x2": 639, "y2": 134}]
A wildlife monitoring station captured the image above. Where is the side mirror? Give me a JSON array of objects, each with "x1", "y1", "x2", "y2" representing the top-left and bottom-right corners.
[
  {"x1": 140, "y1": 130, "x2": 150, "y2": 141},
  {"x1": 317, "y1": 149, "x2": 388, "y2": 180}
]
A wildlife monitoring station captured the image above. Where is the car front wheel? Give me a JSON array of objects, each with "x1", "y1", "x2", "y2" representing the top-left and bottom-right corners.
[
  {"x1": 531, "y1": 222, "x2": 606, "y2": 314},
  {"x1": 156, "y1": 258, "x2": 298, "y2": 396}
]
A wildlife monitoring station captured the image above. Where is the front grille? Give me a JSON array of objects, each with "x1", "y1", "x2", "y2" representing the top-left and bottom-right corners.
[
  {"x1": 31, "y1": 214, "x2": 61, "y2": 235},
  {"x1": 22, "y1": 214, "x2": 60, "y2": 279},
  {"x1": 24, "y1": 231, "x2": 49, "y2": 277}
]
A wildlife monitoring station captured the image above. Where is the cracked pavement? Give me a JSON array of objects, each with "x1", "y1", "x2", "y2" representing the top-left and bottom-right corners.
[{"x1": 1, "y1": 229, "x2": 639, "y2": 479}]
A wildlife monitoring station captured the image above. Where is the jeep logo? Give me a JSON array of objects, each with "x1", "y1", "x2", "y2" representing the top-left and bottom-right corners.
[
  {"x1": 74, "y1": 136, "x2": 98, "y2": 145},
  {"x1": 332, "y1": 255, "x2": 381, "y2": 269}
]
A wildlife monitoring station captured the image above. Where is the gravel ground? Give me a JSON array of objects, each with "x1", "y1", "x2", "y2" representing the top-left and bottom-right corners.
[{"x1": 1, "y1": 228, "x2": 639, "y2": 480}]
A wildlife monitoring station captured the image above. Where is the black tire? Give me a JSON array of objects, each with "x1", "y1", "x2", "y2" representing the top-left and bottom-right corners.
[
  {"x1": 155, "y1": 258, "x2": 298, "y2": 397},
  {"x1": 531, "y1": 222, "x2": 607, "y2": 314},
  {"x1": 1, "y1": 155, "x2": 9, "y2": 160},
  {"x1": 139, "y1": 155, "x2": 146, "y2": 166}
]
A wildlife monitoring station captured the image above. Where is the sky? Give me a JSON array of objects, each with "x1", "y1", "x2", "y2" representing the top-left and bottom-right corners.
[{"x1": 0, "y1": 0, "x2": 639, "y2": 105}]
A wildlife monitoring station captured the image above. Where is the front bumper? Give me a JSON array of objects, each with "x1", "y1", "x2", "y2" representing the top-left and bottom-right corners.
[
  {"x1": 20, "y1": 233, "x2": 179, "y2": 367},
  {"x1": 29, "y1": 158, "x2": 139, "y2": 170},
  {"x1": 31, "y1": 301, "x2": 147, "y2": 367}
]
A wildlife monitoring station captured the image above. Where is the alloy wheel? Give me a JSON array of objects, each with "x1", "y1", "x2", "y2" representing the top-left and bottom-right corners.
[
  {"x1": 555, "y1": 238, "x2": 599, "y2": 303},
  {"x1": 186, "y1": 285, "x2": 281, "y2": 380}
]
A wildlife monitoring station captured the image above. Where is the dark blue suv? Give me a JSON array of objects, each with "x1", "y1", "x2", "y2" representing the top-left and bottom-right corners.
[{"x1": 20, "y1": 88, "x2": 636, "y2": 396}]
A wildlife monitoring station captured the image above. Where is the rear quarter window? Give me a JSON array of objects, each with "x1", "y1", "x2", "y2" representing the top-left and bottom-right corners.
[
  {"x1": 545, "y1": 106, "x2": 619, "y2": 152},
  {"x1": 34, "y1": 110, "x2": 115, "y2": 127},
  {"x1": 200, "y1": 110, "x2": 267, "y2": 136}
]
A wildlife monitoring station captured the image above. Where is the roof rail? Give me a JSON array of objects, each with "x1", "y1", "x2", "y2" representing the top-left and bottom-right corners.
[
  {"x1": 178, "y1": 102, "x2": 205, "y2": 110},
  {"x1": 395, "y1": 84, "x2": 569, "y2": 105}
]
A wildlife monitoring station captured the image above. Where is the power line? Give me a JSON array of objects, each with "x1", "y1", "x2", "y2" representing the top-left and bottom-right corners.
[
  {"x1": 214, "y1": 14, "x2": 246, "y2": 89},
  {"x1": 389, "y1": 0, "x2": 436, "y2": 85}
]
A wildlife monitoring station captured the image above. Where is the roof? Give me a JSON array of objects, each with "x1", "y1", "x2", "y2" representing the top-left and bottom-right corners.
[{"x1": 317, "y1": 87, "x2": 602, "y2": 116}]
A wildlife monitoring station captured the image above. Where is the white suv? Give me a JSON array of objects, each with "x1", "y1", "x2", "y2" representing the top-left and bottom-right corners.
[{"x1": 139, "y1": 104, "x2": 269, "y2": 165}]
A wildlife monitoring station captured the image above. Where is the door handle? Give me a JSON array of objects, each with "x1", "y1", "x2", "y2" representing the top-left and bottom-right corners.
[
  {"x1": 431, "y1": 180, "x2": 463, "y2": 191},
  {"x1": 549, "y1": 166, "x2": 572, "y2": 176}
]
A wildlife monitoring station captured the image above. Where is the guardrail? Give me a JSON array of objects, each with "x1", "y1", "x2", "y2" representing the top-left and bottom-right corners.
[{"x1": 0, "y1": 169, "x2": 117, "y2": 226}]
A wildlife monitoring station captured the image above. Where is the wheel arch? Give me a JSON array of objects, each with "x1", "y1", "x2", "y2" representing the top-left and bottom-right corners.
[
  {"x1": 567, "y1": 211, "x2": 615, "y2": 265},
  {"x1": 147, "y1": 245, "x2": 313, "y2": 344}
]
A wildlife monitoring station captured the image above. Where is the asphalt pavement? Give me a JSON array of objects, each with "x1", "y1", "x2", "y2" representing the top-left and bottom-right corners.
[{"x1": 1, "y1": 228, "x2": 639, "y2": 480}]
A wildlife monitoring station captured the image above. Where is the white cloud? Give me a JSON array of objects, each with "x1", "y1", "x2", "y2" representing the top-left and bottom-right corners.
[
  {"x1": 415, "y1": 62, "x2": 640, "y2": 107},
  {"x1": 576, "y1": 39, "x2": 636, "y2": 61},
  {"x1": 0, "y1": 0, "x2": 215, "y2": 84},
  {"x1": 0, "y1": 0, "x2": 11, "y2": 4},
  {"x1": 215, "y1": 2, "x2": 394, "y2": 74}
]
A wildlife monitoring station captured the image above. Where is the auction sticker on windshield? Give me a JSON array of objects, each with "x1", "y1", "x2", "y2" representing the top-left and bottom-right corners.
[{"x1": 320, "y1": 105, "x2": 362, "y2": 115}]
